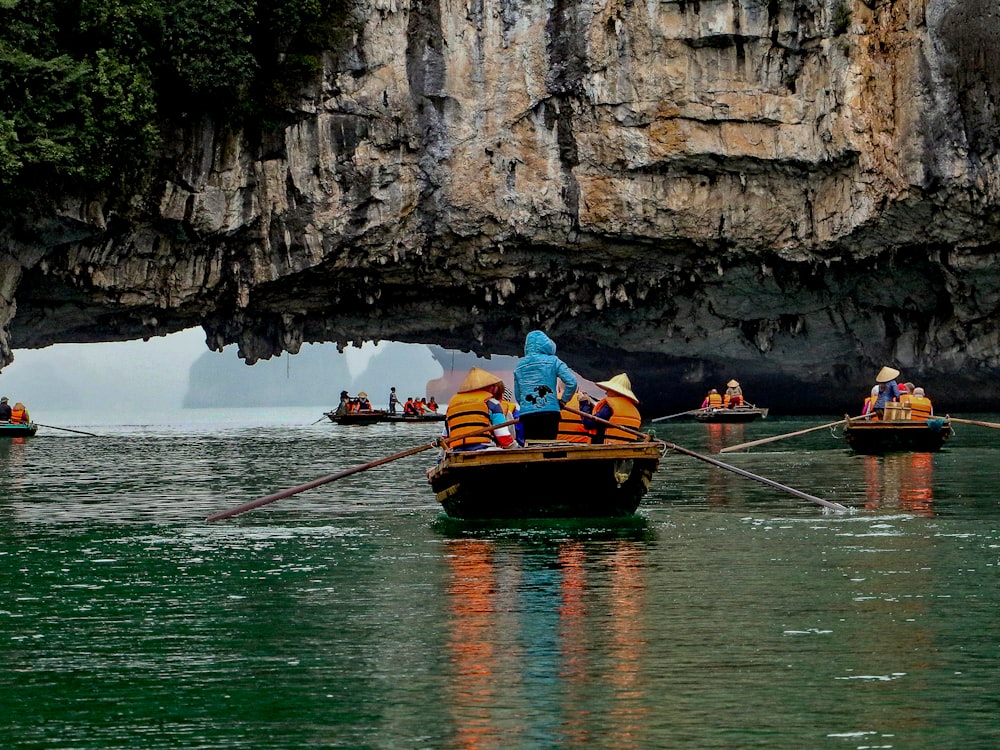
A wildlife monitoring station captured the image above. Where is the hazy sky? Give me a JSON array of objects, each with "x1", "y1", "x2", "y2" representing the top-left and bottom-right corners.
[{"x1": 0, "y1": 328, "x2": 381, "y2": 411}]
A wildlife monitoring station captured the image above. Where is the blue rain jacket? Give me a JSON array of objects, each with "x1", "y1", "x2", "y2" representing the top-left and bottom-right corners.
[{"x1": 513, "y1": 330, "x2": 578, "y2": 417}]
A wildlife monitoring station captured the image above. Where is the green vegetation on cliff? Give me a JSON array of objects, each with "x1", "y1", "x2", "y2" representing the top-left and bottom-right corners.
[{"x1": 0, "y1": 0, "x2": 350, "y2": 218}]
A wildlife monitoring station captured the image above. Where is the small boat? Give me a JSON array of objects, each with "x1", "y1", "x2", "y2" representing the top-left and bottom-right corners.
[
  {"x1": 384, "y1": 412, "x2": 446, "y2": 423},
  {"x1": 0, "y1": 421, "x2": 38, "y2": 437},
  {"x1": 427, "y1": 441, "x2": 663, "y2": 520},
  {"x1": 694, "y1": 405, "x2": 769, "y2": 423},
  {"x1": 324, "y1": 410, "x2": 388, "y2": 425},
  {"x1": 843, "y1": 417, "x2": 952, "y2": 454}
]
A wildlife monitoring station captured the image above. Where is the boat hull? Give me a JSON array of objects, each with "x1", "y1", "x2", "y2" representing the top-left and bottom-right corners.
[
  {"x1": 427, "y1": 442, "x2": 662, "y2": 520},
  {"x1": 0, "y1": 422, "x2": 37, "y2": 437},
  {"x1": 324, "y1": 410, "x2": 388, "y2": 425},
  {"x1": 695, "y1": 406, "x2": 769, "y2": 423},
  {"x1": 844, "y1": 419, "x2": 952, "y2": 454},
  {"x1": 384, "y1": 413, "x2": 446, "y2": 423}
]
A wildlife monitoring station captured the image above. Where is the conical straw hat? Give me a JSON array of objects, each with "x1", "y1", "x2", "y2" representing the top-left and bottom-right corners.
[
  {"x1": 875, "y1": 366, "x2": 900, "y2": 383},
  {"x1": 727, "y1": 379, "x2": 739, "y2": 387},
  {"x1": 457, "y1": 367, "x2": 503, "y2": 393},
  {"x1": 595, "y1": 373, "x2": 639, "y2": 403}
]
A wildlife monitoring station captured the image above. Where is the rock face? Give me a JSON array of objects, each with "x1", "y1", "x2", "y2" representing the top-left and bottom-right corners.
[{"x1": 4, "y1": 0, "x2": 1000, "y2": 414}]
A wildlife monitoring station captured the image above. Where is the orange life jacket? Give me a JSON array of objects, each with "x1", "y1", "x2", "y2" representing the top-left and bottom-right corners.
[
  {"x1": 445, "y1": 390, "x2": 494, "y2": 447},
  {"x1": 592, "y1": 395, "x2": 641, "y2": 444},
  {"x1": 909, "y1": 396, "x2": 933, "y2": 421},
  {"x1": 704, "y1": 393, "x2": 723, "y2": 408},
  {"x1": 10, "y1": 407, "x2": 27, "y2": 424},
  {"x1": 557, "y1": 395, "x2": 592, "y2": 443}
]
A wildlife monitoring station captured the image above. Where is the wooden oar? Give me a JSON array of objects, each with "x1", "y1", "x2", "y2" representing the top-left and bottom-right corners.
[
  {"x1": 34, "y1": 422, "x2": 99, "y2": 437},
  {"x1": 948, "y1": 416, "x2": 1000, "y2": 429},
  {"x1": 561, "y1": 405, "x2": 849, "y2": 512},
  {"x1": 651, "y1": 408, "x2": 705, "y2": 423},
  {"x1": 310, "y1": 414, "x2": 329, "y2": 425},
  {"x1": 206, "y1": 418, "x2": 519, "y2": 522},
  {"x1": 719, "y1": 414, "x2": 871, "y2": 454}
]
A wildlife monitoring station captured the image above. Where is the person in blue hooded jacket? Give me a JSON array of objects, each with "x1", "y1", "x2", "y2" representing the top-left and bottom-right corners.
[{"x1": 514, "y1": 330, "x2": 578, "y2": 441}]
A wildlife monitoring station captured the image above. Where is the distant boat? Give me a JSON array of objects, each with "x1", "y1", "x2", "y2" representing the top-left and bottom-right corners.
[
  {"x1": 694, "y1": 405, "x2": 769, "y2": 423},
  {"x1": 0, "y1": 421, "x2": 37, "y2": 437},
  {"x1": 427, "y1": 441, "x2": 662, "y2": 520},
  {"x1": 324, "y1": 410, "x2": 388, "y2": 426},
  {"x1": 844, "y1": 417, "x2": 952, "y2": 454}
]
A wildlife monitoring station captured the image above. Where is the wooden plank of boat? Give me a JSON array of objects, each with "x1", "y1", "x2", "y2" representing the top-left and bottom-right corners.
[
  {"x1": 383, "y1": 412, "x2": 446, "y2": 423},
  {"x1": 324, "y1": 410, "x2": 388, "y2": 425},
  {"x1": 427, "y1": 441, "x2": 663, "y2": 520},
  {"x1": 843, "y1": 418, "x2": 952, "y2": 454},
  {"x1": 694, "y1": 405, "x2": 769, "y2": 423},
  {"x1": 0, "y1": 422, "x2": 38, "y2": 437}
]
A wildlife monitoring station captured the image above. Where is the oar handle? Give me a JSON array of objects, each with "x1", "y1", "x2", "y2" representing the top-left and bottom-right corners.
[{"x1": 561, "y1": 404, "x2": 848, "y2": 512}]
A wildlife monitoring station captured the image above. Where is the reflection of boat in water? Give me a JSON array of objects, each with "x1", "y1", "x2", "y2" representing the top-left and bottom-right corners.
[
  {"x1": 844, "y1": 417, "x2": 952, "y2": 454},
  {"x1": 427, "y1": 441, "x2": 662, "y2": 520},
  {"x1": 694, "y1": 405, "x2": 768, "y2": 423},
  {"x1": 0, "y1": 422, "x2": 38, "y2": 438},
  {"x1": 324, "y1": 410, "x2": 388, "y2": 425}
]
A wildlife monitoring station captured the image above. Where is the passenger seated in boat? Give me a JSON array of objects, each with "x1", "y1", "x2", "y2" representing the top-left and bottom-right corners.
[
  {"x1": 583, "y1": 373, "x2": 642, "y2": 444},
  {"x1": 10, "y1": 402, "x2": 29, "y2": 424},
  {"x1": 334, "y1": 391, "x2": 351, "y2": 416},
  {"x1": 356, "y1": 392, "x2": 372, "y2": 411},
  {"x1": 443, "y1": 367, "x2": 515, "y2": 450},
  {"x1": 403, "y1": 397, "x2": 419, "y2": 415},
  {"x1": 0, "y1": 396, "x2": 10, "y2": 422},
  {"x1": 724, "y1": 380, "x2": 743, "y2": 408},
  {"x1": 701, "y1": 389, "x2": 723, "y2": 409},
  {"x1": 427, "y1": 397, "x2": 439, "y2": 412},
  {"x1": 556, "y1": 391, "x2": 593, "y2": 443},
  {"x1": 908, "y1": 387, "x2": 933, "y2": 421}
]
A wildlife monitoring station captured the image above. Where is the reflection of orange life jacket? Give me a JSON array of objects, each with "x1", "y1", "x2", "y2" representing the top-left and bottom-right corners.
[
  {"x1": 593, "y1": 395, "x2": 641, "y2": 444},
  {"x1": 445, "y1": 390, "x2": 493, "y2": 447},
  {"x1": 557, "y1": 395, "x2": 592, "y2": 443},
  {"x1": 10, "y1": 407, "x2": 27, "y2": 424},
  {"x1": 909, "y1": 396, "x2": 933, "y2": 421}
]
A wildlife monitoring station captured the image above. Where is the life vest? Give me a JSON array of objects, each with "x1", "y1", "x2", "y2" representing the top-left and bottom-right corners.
[
  {"x1": 592, "y1": 395, "x2": 641, "y2": 444},
  {"x1": 703, "y1": 393, "x2": 723, "y2": 408},
  {"x1": 862, "y1": 396, "x2": 876, "y2": 415},
  {"x1": 557, "y1": 395, "x2": 592, "y2": 443},
  {"x1": 909, "y1": 396, "x2": 933, "y2": 421},
  {"x1": 445, "y1": 389, "x2": 494, "y2": 447},
  {"x1": 10, "y1": 406, "x2": 27, "y2": 424}
]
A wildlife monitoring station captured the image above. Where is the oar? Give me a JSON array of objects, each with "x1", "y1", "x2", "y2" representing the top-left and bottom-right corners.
[
  {"x1": 310, "y1": 414, "x2": 329, "y2": 425},
  {"x1": 561, "y1": 404, "x2": 849, "y2": 512},
  {"x1": 651, "y1": 408, "x2": 705, "y2": 423},
  {"x1": 719, "y1": 414, "x2": 871, "y2": 453},
  {"x1": 206, "y1": 418, "x2": 518, "y2": 522},
  {"x1": 34, "y1": 422, "x2": 99, "y2": 437},
  {"x1": 947, "y1": 416, "x2": 999, "y2": 429}
]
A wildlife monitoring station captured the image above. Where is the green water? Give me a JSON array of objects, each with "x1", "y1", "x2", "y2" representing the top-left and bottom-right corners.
[{"x1": 2, "y1": 410, "x2": 998, "y2": 749}]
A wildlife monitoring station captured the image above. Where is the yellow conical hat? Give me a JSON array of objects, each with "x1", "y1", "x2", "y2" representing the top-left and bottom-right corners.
[
  {"x1": 876, "y1": 366, "x2": 900, "y2": 383},
  {"x1": 457, "y1": 367, "x2": 503, "y2": 393},
  {"x1": 727, "y1": 379, "x2": 739, "y2": 387},
  {"x1": 596, "y1": 373, "x2": 639, "y2": 403}
]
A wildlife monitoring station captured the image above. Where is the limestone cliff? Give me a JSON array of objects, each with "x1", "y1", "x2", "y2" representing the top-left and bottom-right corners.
[{"x1": 4, "y1": 0, "x2": 1000, "y2": 413}]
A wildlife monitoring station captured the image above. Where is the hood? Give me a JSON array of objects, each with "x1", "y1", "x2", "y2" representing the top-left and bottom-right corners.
[{"x1": 524, "y1": 330, "x2": 556, "y2": 356}]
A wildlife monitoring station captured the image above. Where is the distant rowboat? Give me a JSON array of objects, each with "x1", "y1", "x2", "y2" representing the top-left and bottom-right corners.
[
  {"x1": 384, "y1": 412, "x2": 446, "y2": 423},
  {"x1": 427, "y1": 441, "x2": 663, "y2": 520},
  {"x1": 843, "y1": 417, "x2": 952, "y2": 454},
  {"x1": 694, "y1": 405, "x2": 769, "y2": 423},
  {"x1": 324, "y1": 410, "x2": 388, "y2": 426}
]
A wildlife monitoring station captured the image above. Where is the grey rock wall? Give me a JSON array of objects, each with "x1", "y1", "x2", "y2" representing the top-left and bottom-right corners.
[{"x1": 4, "y1": 0, "x2": 1000, "y2": 413}]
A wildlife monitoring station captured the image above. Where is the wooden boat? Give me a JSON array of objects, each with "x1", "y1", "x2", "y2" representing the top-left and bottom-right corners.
[
  {"x1": 0, "y1": 421, "x2": 38, "y2": 437},
  {"x1": 427, "y1": 441, "x2": 663, "y2": 520},
  {"x1": 844, "y1": 417, "x2": 952, "y2": 454},
  {"x1": 694, "y1": 405, "x2": 769, "y2": 423},
  {"x1": 384, "y1": 412, "x2": 446, "y2": 423},
  {"x1": 324, "y1": 409, "x2": 388, "y2": 425}
]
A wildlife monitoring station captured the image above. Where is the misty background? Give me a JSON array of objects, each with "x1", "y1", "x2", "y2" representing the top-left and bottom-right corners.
[{"x1": 0, "y1": 328, "x2": 448, "y2": 412}]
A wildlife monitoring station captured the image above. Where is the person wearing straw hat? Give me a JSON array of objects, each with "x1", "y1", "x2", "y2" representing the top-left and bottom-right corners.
[
  {"x1": 872, "y1": 365, "x2": 901, "y2": 419},
  {"x1": 356, "y1": 392, "x2": 372, "y2": 411},
  {"x1": 514, "y1": 330, "x2": 578, "y2": 442},
  {"x1": 443, "y1": 367, "x2": 516, "y2": 450},
  {"x1": 724, "y1": 379, "x2": 743, "y2": 408},
  {"x1": 582, "y1": 373, "x2": 642, "y2": 444}
]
